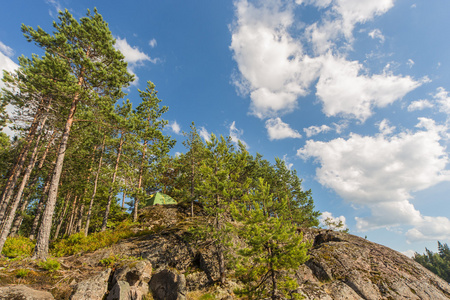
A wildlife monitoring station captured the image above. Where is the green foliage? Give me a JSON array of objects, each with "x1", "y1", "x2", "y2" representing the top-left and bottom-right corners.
[
  {"x1": 16, "y1": 268, "x2": 30, "y2": 278},
  {"x1": 1, "y1": 236, "x2": 35, "y2": 258},
  {"x1": 231, "y1": 178, "x2": 310, "y2": 299},
  {"x1": 99, "y1": 254, "x2": 122, "y2": 267},
  {"x1": 38, "y1": 258, "x2": 60, "y2": 272},
  {"x1": 51, "y1": 221, "x2": 135, "y2": 257},
  {"x1": 199, "y1": 294, "x2": 215, "y2": 300},
  {"x1": 414, "y1": 241, "x2": 450, "y2": 282}
]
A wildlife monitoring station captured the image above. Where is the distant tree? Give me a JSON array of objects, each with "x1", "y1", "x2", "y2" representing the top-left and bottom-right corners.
[{"x1": 414, "y1": 241, "x2": 450, "y2": 282}]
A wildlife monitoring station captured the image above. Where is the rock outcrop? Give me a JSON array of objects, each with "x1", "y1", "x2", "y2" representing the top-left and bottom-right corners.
[
  {"x1": 297, "y1": 228, "x2": 450, "y2": 299},
  {"x1": 70, "y1": 268, "x2": 111, "y2": 300},
  {"x1": 149, "y1": 269, "x2": 186, "y2": 300},
  {"x1": 1, "y1": 205, "x2": 450, "y2": 299},
  {"x1": 107, "y1": 259, "x2": 153, "y2": 300},
  {"x1": 0, "y1": 284, "x2": 55, "y2": 299}
]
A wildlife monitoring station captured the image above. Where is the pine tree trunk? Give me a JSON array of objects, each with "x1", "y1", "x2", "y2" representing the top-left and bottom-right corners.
[
  {"x1": 52, "y1": 192, "x2": 71, "y2": 240},
  {"x1": 0, "y1": 127, "x2": 42, "y2": 253},
  {"x1": 28, "y1": 167, "x2": 53, "y2": 240},
  {"x1": 33, "y1": 78, "x2": 83, "y2": 259},
  {"x1": 101, "y1": 133, "x2": 124, "y2": 232},
  {"x1": 0, "y1": 112, "x2": 42, "y2": 225},
  {"x1": 65, "y1": 196, "x2": 78, "y2": 237},
  {"x1": 133, "y1": 141, "x2": 147, "y2": 222},
  {"x1": 9, "y1": 196, "x2": 29, "y2": 236},
  {"x1": 85, "y1": 135, "x2": 106, "y2": 236}
]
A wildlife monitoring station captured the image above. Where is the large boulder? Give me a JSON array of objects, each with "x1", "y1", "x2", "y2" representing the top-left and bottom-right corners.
[
  {"x1": 0, "y1": 285, "x2": 55, "y2": 300},
  {"x1": 107, "y1": 259, "x2": 152, "y2": 300},
  {"x1": 70, "y1": 268, "x2": 111, "y2": 300},
  {"x1": 149, "y1": 269, "x2": 186, "y2": 300},
  {"x1": 298, "y1": 228, "x2": 450, "y2": 299}
]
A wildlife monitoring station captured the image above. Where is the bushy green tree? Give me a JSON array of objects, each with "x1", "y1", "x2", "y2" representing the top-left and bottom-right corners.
[{"x1": 231, "y1": 178, "x2": 310, "y2": 299}]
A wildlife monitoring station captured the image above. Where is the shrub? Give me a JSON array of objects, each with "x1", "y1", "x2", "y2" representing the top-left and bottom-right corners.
[
  {"x1": 2, "y1": 236, "x2": 35, "y2": 258},
  {"x1": 51, "y1": 221, "x2": 136, "y2": 257},
  {"x1": 16, "y1": 268, "x2": 30, "y2": 278},
  {"x1": 99, "y1": 255, "x2": 121, "y2": 267},
  {"x1": 38, "y1": 258, "x2": 60, "y2": 272}
]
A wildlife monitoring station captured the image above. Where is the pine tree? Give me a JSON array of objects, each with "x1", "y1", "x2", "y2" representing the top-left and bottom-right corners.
[
  {"x1": 21, "y1": 8, "x2": 133, "y2": 259},
  {"x1": 231, "y1": 178, "x2": 310, "y2": 299}
]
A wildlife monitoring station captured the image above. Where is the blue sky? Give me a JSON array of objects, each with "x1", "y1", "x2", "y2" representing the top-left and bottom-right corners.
[{"x1": 1, "y1": 0, "x2": 450, "y2": 256}]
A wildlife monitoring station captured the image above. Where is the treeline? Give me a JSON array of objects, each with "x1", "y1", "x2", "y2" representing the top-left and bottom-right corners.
[
  {"x1": 0, "y1": 9, "x2": 319, "y2": 298},
  {"x1": 414, "y1": 242, "x2": 450, "y2": 283}
]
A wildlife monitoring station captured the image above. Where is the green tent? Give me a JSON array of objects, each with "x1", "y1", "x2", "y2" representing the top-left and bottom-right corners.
[{"x1": 144, "y1": 192, "x2": 177, "y2": 206}]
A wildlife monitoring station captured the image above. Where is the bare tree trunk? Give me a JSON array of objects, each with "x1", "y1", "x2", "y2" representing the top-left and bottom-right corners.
[
  {"x1": 101, "y1": 133, "x2": 124, "y2": 232},
  {"x1": 74, "y1": 144, "x2": 97, "y2": 234},
  {"x1": 133, "y1": 141, "x2": 147, "y2": 222},
  {"x1": 0, "y1": 112, "x2": 42, "y2": 225},
  {"x1": 122, "y1": 184, "x2": 126, "y2": 208},
  {"x1": 27, "y1": 132, "x2": 56, "y2": 240},
  {"x1": 9, "y1": 195, "x2": 30, "y2": 236},
  {"x1": 33, "y1": 77, "x2": 83, "y2": 260},
  {"x1": 0, "y1": 126, "x2": 43, "y2": 253},
  {"x1": 52, "y1": 192, "x2": 71, "y2": 240},
  {"x1": 85, "y1": 135, "x2": 106, "y2": 236},
  {"x1": 65, "y1": 196, "x2": 78, "y2": 237}
]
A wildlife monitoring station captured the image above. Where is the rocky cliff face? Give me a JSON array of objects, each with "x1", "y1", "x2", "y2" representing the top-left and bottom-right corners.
[{"x1": 1, "y1": 205, "x2": 449, "y2": 299}]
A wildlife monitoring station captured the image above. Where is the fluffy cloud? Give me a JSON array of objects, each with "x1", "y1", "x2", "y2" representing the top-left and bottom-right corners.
[
  {"x1": 169, "y1": 121, "x2": 181, "y2": 135},
  {"x1": 434, "y1": 87, "x2": 450, "y2": 115},
  {"x1": 265, "y1": 117, "x2": 302, "y2": 140},
  {"x1": 298, "y1": 118, "x2": 450, "y2": 239},
  {"x1": 0, "y1": 41, "x2": 19, "y2": 136},
  {"x1": 316, "y1": 54, "x2": 422, "y2": 121},
  {"x1": 368, "y1": 29, "x2": 385, "y2": 43},
  {"x1": 231, "y1": 0, "x2": 419, "y2": 122},
  {"x1": 230, "y1": 0, "x2": 321, "y2": 118},
  {"x1": 304, "y1": 124, "x2": 331, "y2": 137},
  {"x1": 407, "y1": 99, "x2": 434, "y2": 112},
  {"x1": 229, "y1": 121, "x2": 249, "y2": 148},
  {"x1": 114, "y1": 37, "x2": 158, "y2": 84},
  {"x1": 149, "y1": 38, "x2": 157, "y2": 48},
  {"x1": 305, "y1": 0, "x2": 394, "y2": 53},
  {"x1": 199, "y1": 126, "x2": 211, "y2": 142}
]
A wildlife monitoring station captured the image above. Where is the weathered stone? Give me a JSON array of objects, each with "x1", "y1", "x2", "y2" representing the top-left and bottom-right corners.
[
  {"x1": 299, "y1": 228, "x2": 450, "y2": 300},
  {"x1": 0, "y1": 285, "x2": 55, "y2": 300},
  {"x1": 107, "y1": 281, "x2": 131, "y2": 300},
  {"x1": 107, "y1": 259, "x2": 152, "y2": 300},
  {"x1": 70, "y1": 268, "x2": 111, "y2": 300},
  {"x1": 149, "y1": 269, "x2": 186, "y2": 300}
]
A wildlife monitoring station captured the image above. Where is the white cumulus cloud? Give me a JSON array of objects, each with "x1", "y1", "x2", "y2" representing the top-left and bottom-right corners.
[
  {"x1": 114, "y1": 37, "x2": 158, "y2": 84},
  {"x1": 265, "y1": 117, "x2": 302, "y2": 140},
  {"x1": 199, "y1": 126, "x2": 211, "y2": 142},
  {"x1": 229, "y1": 121, "x2": 249, "y2": 148},
  {"x1": 316, "y1": 54, "x2": 422, "y2": 121},
  {"x1": 434, "y1": 87, "x2": 450, "y2": 115},
  {"x1": 407, "y1": 99, "x2": 434, "y2": 112},
  {"x1": 169, "y1": 121, "x2": 181, "y2": 135},
  {"x1": 298, "y1": 118, "x2": 450, "y2": 239},
  {"x1": 304, "y1": 124, "x2": 331, "y2": 137},
  {"x1": 231, "y1": 0, "x2": 419, "y2": 123},
  {"x1": 149, "y1": 38, "x2": 157, "y2": 48}
]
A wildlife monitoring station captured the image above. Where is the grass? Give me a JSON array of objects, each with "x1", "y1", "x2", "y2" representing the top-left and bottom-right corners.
[
  {"x1": 38, "y1": 258, "x2": 60, "y2": 272},
  {"x1": 16, "y1": 268, "x2": 30, "y2": 278}
]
